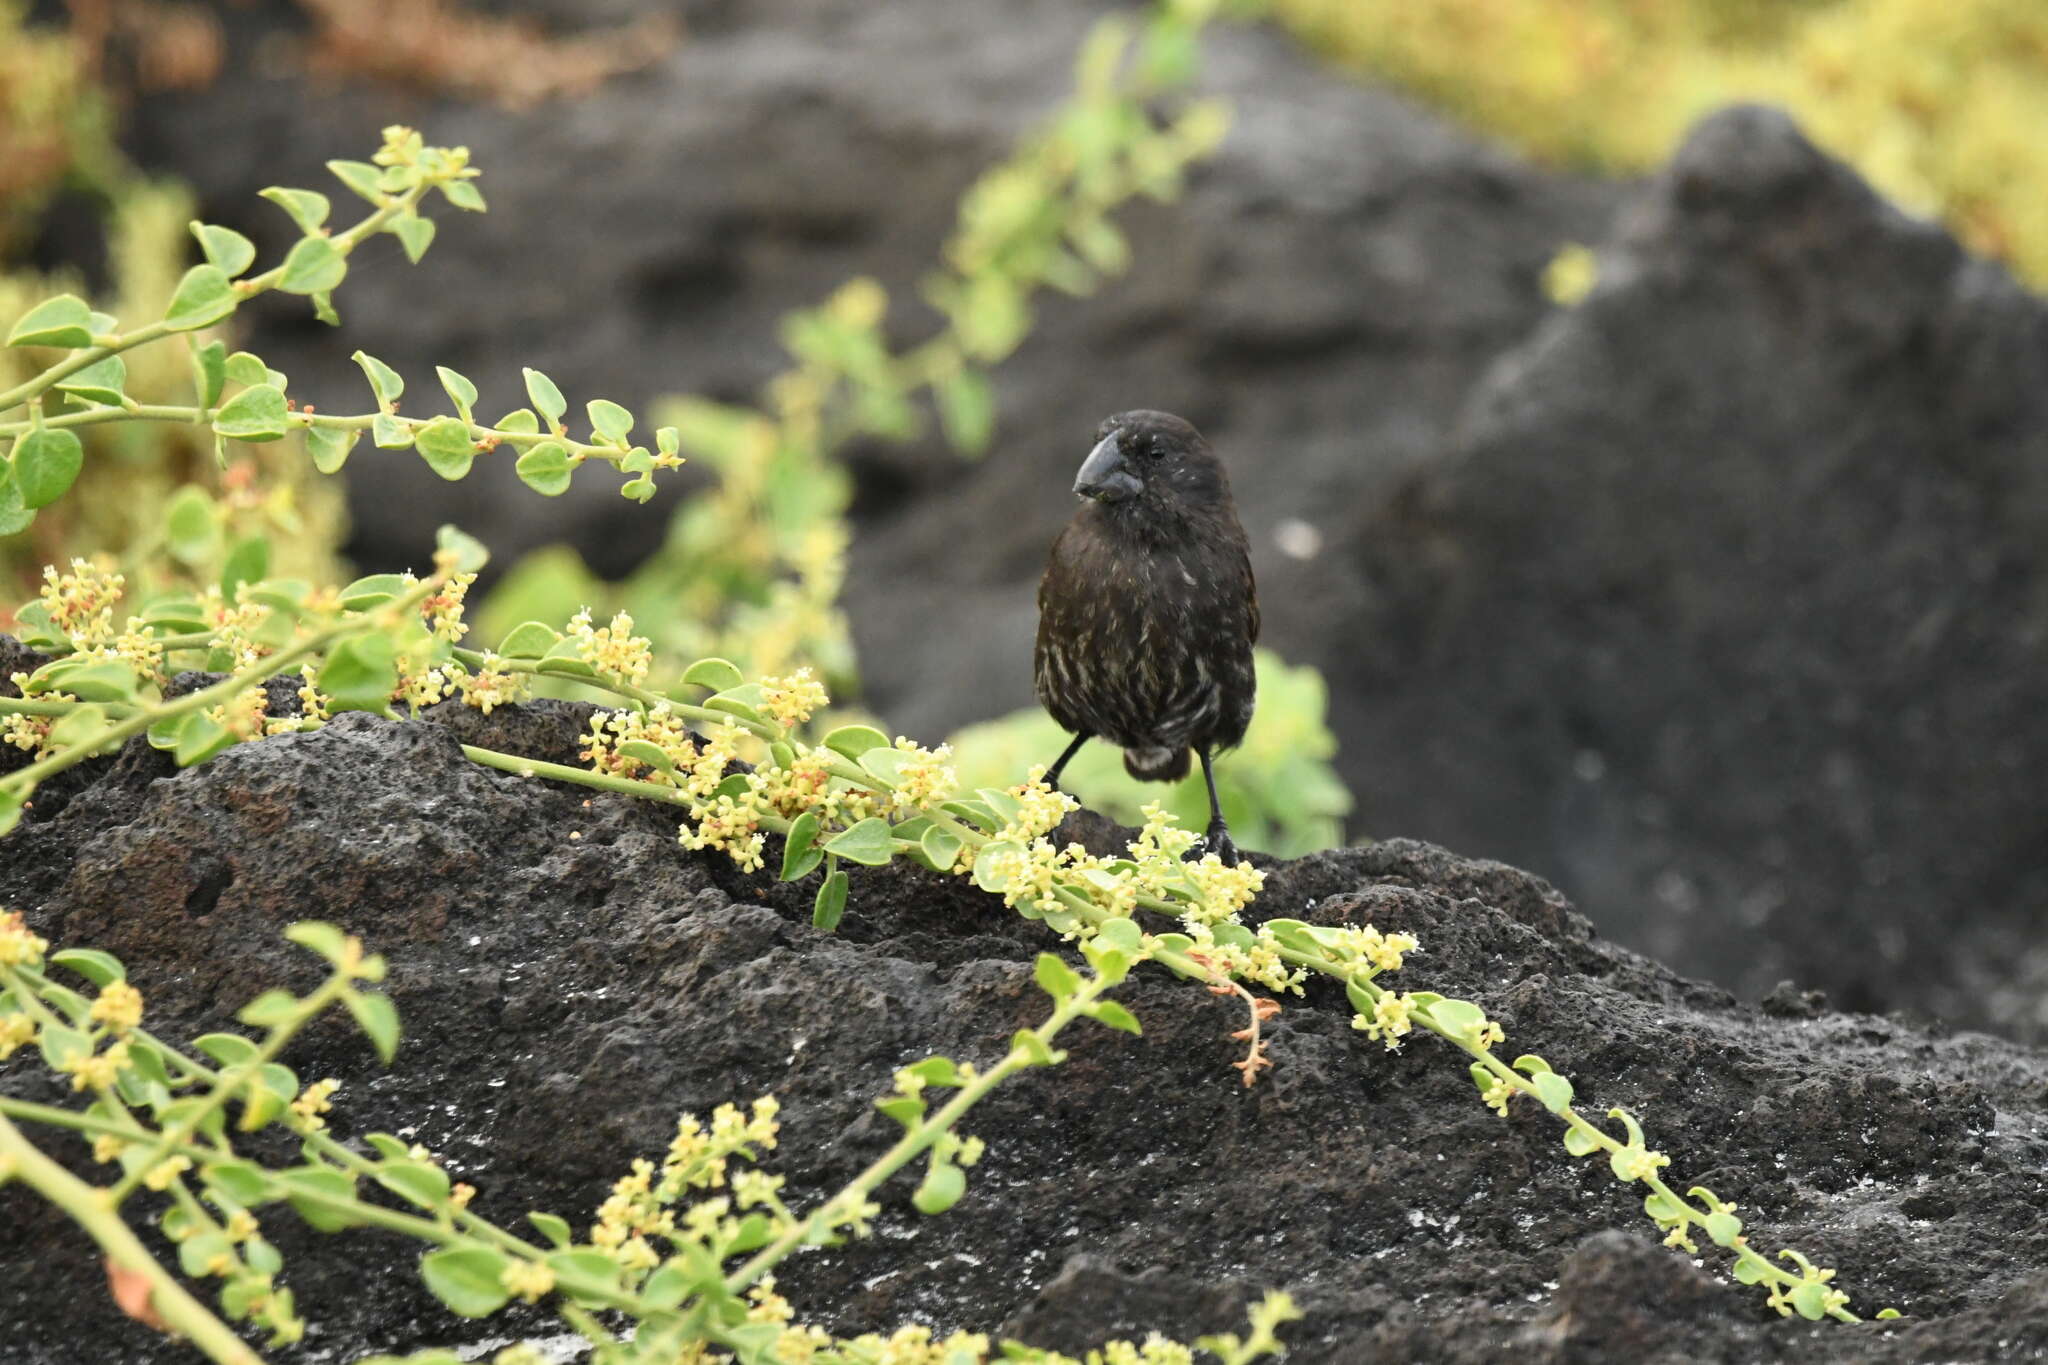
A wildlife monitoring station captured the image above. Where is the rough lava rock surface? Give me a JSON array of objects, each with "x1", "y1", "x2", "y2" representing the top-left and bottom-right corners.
[
  {"x1": 2, "y1": 699, "x2": 2046, "y2": 1362},
  {"x1": 115, "y1": 4, "x2": 2048, "y2": 1041}
]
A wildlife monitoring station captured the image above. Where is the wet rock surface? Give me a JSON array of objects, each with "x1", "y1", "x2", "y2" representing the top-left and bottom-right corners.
[{"x1": 2, "y1": 700, "x2": 2045, "y2": 1362}]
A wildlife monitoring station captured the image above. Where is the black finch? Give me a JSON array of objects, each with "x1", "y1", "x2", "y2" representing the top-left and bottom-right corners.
[{"x1": 1034, "y1": 410, "x2": 1259, "y2": 864}]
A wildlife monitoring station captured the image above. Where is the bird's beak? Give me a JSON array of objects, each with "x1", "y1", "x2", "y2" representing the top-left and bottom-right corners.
[{"x1": 1074, "y1": 434, "x2": 1142, "y2": 504}]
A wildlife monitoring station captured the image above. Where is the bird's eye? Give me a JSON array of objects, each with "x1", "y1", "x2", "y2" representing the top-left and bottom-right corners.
[{"x1": 1143, "y1": 440, "x2": 1166, "y2": 461}]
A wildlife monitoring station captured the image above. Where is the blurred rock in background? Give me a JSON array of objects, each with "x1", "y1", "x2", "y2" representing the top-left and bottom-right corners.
[{"x1": 90, "y1": 0, "x2": 2048, "y2": 1038}]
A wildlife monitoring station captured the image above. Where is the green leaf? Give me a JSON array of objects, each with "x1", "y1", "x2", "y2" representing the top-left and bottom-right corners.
[
  {"x1": 522, "y1": 367, "x2": 565, "y2": 425},
  {"x1": 705, "y1": 683, "x2": 764, "y2": 720},
  {"x1": 372, "y1": 413, "x2": 412, "y2": 449},
  {"x1": 1732, "y1": 1253, "x2": 1769, "y2": 1285},
  {"x1": 436, "y1": 524, "x2": 489, "y2": 573},
  {"x1": 194, "y1": 338, "x2": 227, "y2": 407},
  {"x1": 780, "y1": 811, "x2": 824, "y2": 881},
  {"x1": 1788, "y1": 1282, "x2": 1829, "y2": 1321},
  {"x1": 495, "y1": 621, "x2": 559, "y2": 659},
  {"x1": 514, "y1": 441, "x2": 572, "y2": 496},
  {"x1": 11, "y1": 430, "x2": 84, "y2": 509},
  {"x1": 353, "y1": 350, "x2": 404, "y2": 406},
  {"x1": 1531, "y1": 1071, "x2": 1574, "y2": 1115},
  {"x1": 55, "y1": 355, "x2": 125, "y2": 405},
  {"x1": 1643, "y1": 1191, "x2": 1683, "y2": 1222},
  {"x1": 902, "y1": 1056, "x2": 963, "y2": 1087},
  {"x1": 875, "y1": 1095, "x2": 924, "y2": 1127},
  {"x1": 306, "y1": 424, "x2": 358, "y2": 474},
  {"x1": 390, "y1": 212, "x2": 435, "y2": 263},
  {"x1": 1089, "y1": 1000, "x2": 1141, "y2": 1035},
  {"x1": 51, "y1": 948, "x2": 125, "y2": 986},
  {"x1": 919, "y1": 825, "x2": 962, "y2": 873},
  {"x1": 547, "y1": 1249, "x2": 621, "y2": 1305},
  {"x1": 586, "y1": 399, "x2": 633, "y2": 443},
  {"x1": 284, "y1": 920, "x2": 349, "y2": 963},
  {"x1": 1011, "y1": 1029, "x2": 1062, "y2": 1067},
  {"x1": 189, "y1": 223, "x2": 256, "y2": 277},
  {"x1": 165, "y1": 485, "x2": 222, "y2": 565},
  {"x1": 527, "y1": 1212, "x2": 573, "y2": 1248},
  {"x1": 414, "y1": 416, "x2": 475, "y2": 480},
  {"x1": 326, "y1": 159, "x2": 384, "y2": 203},
  {"x1": 178, "y1": 1229, "x2": 233, "y2": 1278},
  {"x1": 221, "y1": 537, "x2": 270, "y2": 602},
  {"x1": 823, "y1": 724, "x2": 891, "y2": 760},
  {"x1": 163, "y1": 265, "x2": 237, "y2": 331},
  {"x1": 436, "y1": 366, "x2": 477, "y2": 416},
  {"x1": 202, "y1": 1160, "x2": 270, "y2": 1206},
  {"x1": 1703, "y1": 1211, "x2": 1744, "y2": 1247},
  {"x1": 495, "y1": 407, "x2": 539, "y2": 434},
  {"x1": 1563, "y1": 1126, "x2": 1600, "y2": 1157},
  {"x1": 822, "y1": 817, "x2": 895, "y2": 867},
  {"x1": 213, "y1": 384, "x2": 290, "y2": 443},
  {"x1": 194, "y1": 1032, "x2": 260, "y2": 1067},
  {"x1": 912, "y1": 1161, "x2": 967, "y2": 1216},
  {"x1": 0, "y1": 469, "x2": 36, "y2": 537},
  {"x1": 311, "y1": 291, "x2": 340, "y2": 326},
  {"x1": 0, "y1": 787, "x2": 22, "y2": 836},
  {"x1": 347, "y1": 991, "x2": 401, "y2": 1063},
  {"x1": 935, "y1": 368, "x2": 995, "y2": 455},
  {"x1": 421, "y1": 1246, "x2": 513, "y2": 1317},
  {"x1": 1423, "y1": 998, "x2": 1489, "y2": 1045},
  {"x1": 7, "y1": 294, "x2": 95, "y2": 348},
  {"x1": 337, "y1": 572, "x2": 407, "y2": 610},
  {"x1": 259, "y1": 187, "x2": 330, "y2": 233},
  {"x1": 812, "y1": 869, "x2": 848, "y2": 931},
  {"x1": 37, "y1": 1022, "x2": 89, "y2": 1069},
  {"x1": 681, "y1": 657, "x2": 744, "y2": 692},
  {"x1": 374, "y1": 1160, "x2": 448, "y2": 1207},
  {"x1": 279, "y1": 1167, "x2": 361, "y2": 1232},
  {"x1": 235, "y1": 990, "x2": 298, "y2": 1029},
  {"x1": 279, "y1": 237, "x2": 346, "y2": 295},
  {"x1": 319, "y1": 634, "x2": 399, "y2": 713},
  {"x1": 972, "y1": 840, "x2": 1021, "y2": 893},
  {"x1": 441, "y1": 179, "x2": 487, "y2": 213},
  {"x1": 1033, "y1": 953, "x2": 1082, "y2": 1001},
  {"x1": 168, "y1": 712, "x2": 231, "y2": 768}
]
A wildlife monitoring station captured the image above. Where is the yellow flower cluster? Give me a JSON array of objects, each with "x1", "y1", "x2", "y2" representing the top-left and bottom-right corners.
[
  {"x1": 760, "y1": 668, "x2": 830, "y2": 728},
  {"x1": 1480, "y1": 1075, "x2": 1515, "y2": 1119},
  {"x1": 0, "y1": 1011, "x2": 39, "y2": 1060},
  {"x1": 1353, "y1": 991, "x2": 1419, "y2": 1050},
  {"x1": 592, "y1": 1157, "x2": 672, "y2": 1253},
  {"x1": 499, "y1": 1258, "x2": 556, "y2": 1304},
  {"x1": 568, "y1": 608, "x2": 654, "y2": 687},
  {"x1": 39, "y1": 558, "x2": 124, "y2": 645},
  {"x1": 143, "y1": 1154, "x2": 192, "y2": 1191},
  {"x1": 659, "y1": 1096, "x2": 781, "y2": 1198},
  {"x1": 208, "y1": 683, "x2": 271, "y2": 742},
  {"x1": 1612, "y1": 1145, "x2": 1671, "y2": 1183},
  {"x1": 0, "y1": 909, "x2": 49, "y2": 966},
  {"x1": 417, "y1": 571, "x2": 476, "y2": 643},
  {"x1": 886, "y1": 738, "x2": 957, "y2": 810},
  {"x1": 289, "y1": 1078, "x2": 340, "y2": 1132},
  {"x1": 88, "y1": 980, "x2": 144, "y2": 1034},
  {"x1": 450, "y1": 654, "x2": 528, "y2": 715},
  {"x1": 1, "y1": 701, "x2": 56, "y2": 758}
]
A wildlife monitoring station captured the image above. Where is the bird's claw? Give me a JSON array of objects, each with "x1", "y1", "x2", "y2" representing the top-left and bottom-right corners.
[{"x1": 1191, "y1": 824, "x2": 1243, "y2": 867}]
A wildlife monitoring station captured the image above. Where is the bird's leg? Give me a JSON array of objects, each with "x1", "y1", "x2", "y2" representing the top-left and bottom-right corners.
[
  {"x1": 1197, "y1": 746, "x2": 1242, "y2": 867},
  {"x1": 1043, "y1": 731, "x2": 1091, "y2": 791}
]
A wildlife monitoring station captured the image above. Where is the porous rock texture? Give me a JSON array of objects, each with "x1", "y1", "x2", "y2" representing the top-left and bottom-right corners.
[
  {"x1": 111, "y1": 2, "x2": 2048, "y2": 1041},
  {"x1": 2, "y1": 700, "x2": 2046, "y2": 1362}
]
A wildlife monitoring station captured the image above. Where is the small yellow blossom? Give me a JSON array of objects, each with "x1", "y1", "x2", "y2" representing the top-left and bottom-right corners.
[
  {"x1": 0, "y1": 1012, "x2": 37, "y2": 1060},
  {"x1": 499, "y1": 1258, "x2": 556, "y2": 1304},
  {"x1": 1353, "y1": 992, "x2": 1417, "y2": 1050},
  {"x1": 66, "y1": 1041, "x2": 131, "y2": 1092},
  {"x1": 0, "y1": 910, "x2": 49, "y2": 966},
  {"x1": 92, "y1": 1134, "x2": 127, "y2": 1164},
  {"x1": 143, "y1": 1155, "x2": 193, "y2": 1191},
  {"x1": 225, "y1": 1210, "x2": 260, "y2": 1243},
  {"x1": 289, "y1": 1078, "x2": 340, "y2": 1132},
  {"x1": 449, "y1": 1182, "x2": 476, "y2": 1210},
  {"x1": 568, "y1": 608, "x2": 653, "y2": 686},
  {"x1": 759, "y1": 668, "x2": 829, "y2": 728},
  {"x1": 89, "y1": 981, "x2": 144, "y2": 1035}
]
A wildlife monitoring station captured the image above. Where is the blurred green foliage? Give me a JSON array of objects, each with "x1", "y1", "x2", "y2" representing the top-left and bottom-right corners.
[
  {"x1": 1273, "y1": 0, "x2": 2048, "y2": 285},
  {"x1": 947, "y1": 650, "x2": 1352, "y2": 859}
]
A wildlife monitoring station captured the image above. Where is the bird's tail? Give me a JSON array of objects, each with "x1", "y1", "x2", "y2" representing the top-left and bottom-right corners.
[{"x1": 1123, "y1": 745, "x2": 1191, "y2": 783}]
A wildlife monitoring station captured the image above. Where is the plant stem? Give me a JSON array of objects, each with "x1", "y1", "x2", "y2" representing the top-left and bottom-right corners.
[{"x1": 0, "y1": 1113, "x2": 267, "y2": 1365}]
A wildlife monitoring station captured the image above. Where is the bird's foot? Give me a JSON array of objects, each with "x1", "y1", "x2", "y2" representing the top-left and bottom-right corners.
[{"x1": 1191, "y1": 822, "x2": 1243, "y2": 867}]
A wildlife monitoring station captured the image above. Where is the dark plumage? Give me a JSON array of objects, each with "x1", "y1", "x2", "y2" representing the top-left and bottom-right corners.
[{"x1": 1034, "y1": 410, "x2": 1259, "y2": 863}]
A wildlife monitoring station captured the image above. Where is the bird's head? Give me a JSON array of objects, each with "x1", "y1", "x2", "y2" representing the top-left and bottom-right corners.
[{"x1": 1072, "y1": 410, "x2": 1230, "y2": 518}]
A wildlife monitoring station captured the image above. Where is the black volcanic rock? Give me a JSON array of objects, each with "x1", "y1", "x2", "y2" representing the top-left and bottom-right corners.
[{"x1": 1, "y1": 698, "x2": 2044, "y2": 1362}]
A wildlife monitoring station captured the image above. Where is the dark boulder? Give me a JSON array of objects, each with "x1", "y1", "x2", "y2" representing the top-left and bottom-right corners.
[{"x1": 1, "y1": 699, "x2": 2044, "y2": 1361}]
